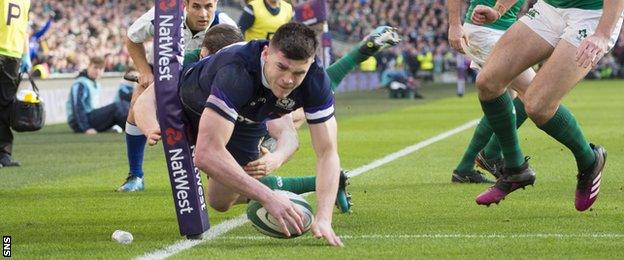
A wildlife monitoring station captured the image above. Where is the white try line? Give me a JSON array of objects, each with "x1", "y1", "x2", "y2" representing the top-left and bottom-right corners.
[
  {"x1": 135, "y1": 119, "x2": 480, "y2": 260},
  {"x1": 217, "y1": 233, "x2": 624, "y2": 240}
]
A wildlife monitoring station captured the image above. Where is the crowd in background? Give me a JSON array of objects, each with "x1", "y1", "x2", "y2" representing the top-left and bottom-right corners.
[
  {"x1": 326, "y1": 0, "x2": 624, "y2": 80},
  {"x1": 27, "y1": 0, "x2": 624, "y2": 80},
  {"x1": 28, "y1": 0, "x2": 152, "y2": 75}
]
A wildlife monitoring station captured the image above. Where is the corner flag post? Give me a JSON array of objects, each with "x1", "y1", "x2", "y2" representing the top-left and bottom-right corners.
[{"x1": 153, "y1": 0, "x2": 210, "y2": 239}]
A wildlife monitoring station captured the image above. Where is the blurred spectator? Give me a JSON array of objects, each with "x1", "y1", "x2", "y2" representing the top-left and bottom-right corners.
[
  {"x1": 239, "y1": 0, "x2": 294, "y2": 41},
  {"x1": 66, "y1": 57, "x2": 129, "y2": 134}
]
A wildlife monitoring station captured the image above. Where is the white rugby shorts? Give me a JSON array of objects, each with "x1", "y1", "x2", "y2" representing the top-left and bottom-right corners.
[{"x1": 519, "y1": 0, "x2": 623, "y2": 50}]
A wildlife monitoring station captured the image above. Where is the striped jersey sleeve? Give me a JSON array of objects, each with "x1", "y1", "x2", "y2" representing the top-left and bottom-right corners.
[{"x1": 302, "y1": 65, "x2": 335, "y2": 124}]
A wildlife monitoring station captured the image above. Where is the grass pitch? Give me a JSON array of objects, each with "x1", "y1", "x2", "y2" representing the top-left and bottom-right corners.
[{"x1": 1, "y1": 81, "x2": 623, "y2": 259}]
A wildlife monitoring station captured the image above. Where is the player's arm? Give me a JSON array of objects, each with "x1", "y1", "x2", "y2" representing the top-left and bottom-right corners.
[
  {"x1": 308, "y1": 117, "x2": 343, "y2": 247},
  {"x1": 576, "y1": 0, "x2": 624, "y2": 68},
  {"x1": 244, "y1": 114, "x2": 299, "y2": 176},
  {"x1": 238, "y1": 4, "x2": 255, "y2": 34},
  {"x1": 471, "y1": 0, "x2": 520, "y2": 25},
  {"x1": 194, "y1": 108, "x2": 304, "y2": 236},
  {"x1": 126, "y1": 7, "x2": 156, "y2": 88},
  {"x1": 69, "y1": 82, "x2": 95, "y2": 134},
  {"x1": 20, "y1": 36, "x2": 31, "y2": 73},
  {"x1": 132, "y1": 84, "x2": 161, "y2": 145},
  {"x1": 447, "y1": 0, "x2": 466, "y2": 54}
]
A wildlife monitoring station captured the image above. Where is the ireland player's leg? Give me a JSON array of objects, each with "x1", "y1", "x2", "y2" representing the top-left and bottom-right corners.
[
  {"x1": 472, "y1": 69, "x2": 533, "y2": 178},
  {"x1": 259, "y1": 170, "x2": 352, "y2": 213},
  {"x1": 474, "y1": 22, "x2": 552, "y2": 206},
  {"x1": 325, "y1": 26, "x2": 400, "y2": 91},
  {"x1": 522, "y1": 40, "x2": 606, "y2": 211},
  {"x1": 206, "y1": 171, "x2": 352, "y2": 213}
]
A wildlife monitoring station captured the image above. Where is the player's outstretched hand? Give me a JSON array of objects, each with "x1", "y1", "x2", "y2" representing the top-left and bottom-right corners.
[
  {"x1": 262, "y1": 191, "x2": 305, "y2": 237},
  {"x1": 576, "y1": 34, "x2": 609, "y2": 68},
  {"x1": 312, "y1": 218, "x2": 344, "y2": 247},
  {"x1": 448, "y1": 24, "x2": 467, "y2": 54},
  {"x1": 146, "y1": 128, "x2": 161, "y2": 146},
  {"x1": 244, "y1": 147, "x2": 280, "y2": 178},
  {"x1": 471, "y1": 5, "x2": 499, "y2": 25}
]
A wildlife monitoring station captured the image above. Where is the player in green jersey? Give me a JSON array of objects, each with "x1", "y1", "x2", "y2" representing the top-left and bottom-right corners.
[
  {"x1": 470, "y1": 0, "x2": 623, "y2": 210},
  {"x1": 447, "y1": 0, "x2": 536, "y2": 183}
]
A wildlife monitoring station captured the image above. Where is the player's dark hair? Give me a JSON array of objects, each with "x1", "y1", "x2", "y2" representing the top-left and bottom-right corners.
[
  {"x1": 269, "y1": 22, "x2": 318, "y2": 60},
  {"x1": 202, "y1": 24, "x2": 244, "y2": 54}
]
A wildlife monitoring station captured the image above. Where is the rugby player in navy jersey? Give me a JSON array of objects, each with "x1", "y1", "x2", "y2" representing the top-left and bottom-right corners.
[
  {"x1": 136, "y1": 23, "x2": 352, "y2": 246},
  {"x1": 134, "y1": 22, "x2": 400, "y2": 214}
]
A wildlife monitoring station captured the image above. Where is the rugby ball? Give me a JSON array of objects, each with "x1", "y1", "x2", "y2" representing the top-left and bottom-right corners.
[{"x1": 246, "y1": 190, "x2": 314, "y2": 238}]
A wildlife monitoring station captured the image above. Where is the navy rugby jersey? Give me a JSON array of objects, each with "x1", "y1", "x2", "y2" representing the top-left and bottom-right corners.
[{"x1": 179, "y1": 40, "x2": 335, "y2": 165}]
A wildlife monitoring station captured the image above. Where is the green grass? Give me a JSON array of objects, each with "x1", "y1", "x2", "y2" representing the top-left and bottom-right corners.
[{"x1": 2, "y1": 81, "x2": 624, "y2": 259}]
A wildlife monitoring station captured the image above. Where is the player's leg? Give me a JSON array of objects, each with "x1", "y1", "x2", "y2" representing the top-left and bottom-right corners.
[
  {"x1": 475, "y1": 22, "x2": 552, "y2": 171},
  {"x1": 117, "y1": 84, "x2": 149, "y2": 192},
  {"x1": 206, "y1": 178, "x2": 242, "y2": 212},
  {"x1": 477, "y1": 68, "x2": 534, "y2": 176},
  {"x1": 452, "y1": 118, "x2": 496, "y2": 183},
  {"x1": 259, "y1": 170, "x2": 352, "y2": 213},
  {"x1": 523, "y1": 40, "x2": 607, "y2": 211},
  {"x1": 86, "y1": 102, "x2": 128, "y2": 132},
  {"x1": 474, "y1": 18, "x2": 558, "y2": 205},
  {"x1": 0, "y1": 56, "x2": 20, "y2": 167},
  {"x1": 453, "y1": 24, "x2": 532, "y2": 182},
  {"x1": 325, "y1": 26, "x2": 400, "y2": 91},
  {"x1": 208, "y1": 171, "x2": 351, "y2": 213},
  {"x1": 259, "y1": 175, "x2": 316, "y2": 194}
]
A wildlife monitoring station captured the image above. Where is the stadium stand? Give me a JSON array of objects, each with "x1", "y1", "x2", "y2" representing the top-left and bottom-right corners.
[{"x1": 27, "y1": 0, "x2": 624, "y2": 79}]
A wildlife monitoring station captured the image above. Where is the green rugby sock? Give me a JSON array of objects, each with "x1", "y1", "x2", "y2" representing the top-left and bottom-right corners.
[
  {"x1": 537, "y1": 105, "x2": 596, "y2": 171},
  {"x1": 326, "y1": 44, "x2": 369, "y2": 91},
  {"x1": 259, "y1": 175, "x2": 316, "y2": 194},
  {"x1": 455, "y1": 119, "x2": 493, "y2": 174},
  {"x1": 483, "y1": 97, "x2": 528, "y2": 160},
  {"x1": 480, "y1": 92, "x2": 525, "y2": 168}
]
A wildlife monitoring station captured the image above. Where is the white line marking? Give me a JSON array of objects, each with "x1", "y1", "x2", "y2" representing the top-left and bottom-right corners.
[
  {"x1": 346, "y1": 119, "x2": 480, "y2": 178},
  {"x1": 135, "y1": 119, "x2": 480, "y2": 260},
  {"x1": 217, "y1": 233, "x2": 624, "y2": 240}
]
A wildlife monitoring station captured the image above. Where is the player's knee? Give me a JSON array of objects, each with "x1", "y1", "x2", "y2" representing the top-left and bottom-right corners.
[
  {"x1": 208, "y1": 197, "x2": 232, "y2": 212},
  {"x1": 475, "y1": 73, "x2": 498, "y2": 94},
  {"x1": 524, "y1": 99, "x2": 553, "y2": 123}
]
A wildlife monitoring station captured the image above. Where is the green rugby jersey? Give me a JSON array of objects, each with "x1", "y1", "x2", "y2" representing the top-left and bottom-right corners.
[
  {"x1": 544, "y1": 0, "x2": 602, "y2": 10},
  {"x1": 464, "y1": 0, "x2": 525, "y2": 30},
  {"x1": 183, "y1": 49, "x2": 201, "y2": 65}
]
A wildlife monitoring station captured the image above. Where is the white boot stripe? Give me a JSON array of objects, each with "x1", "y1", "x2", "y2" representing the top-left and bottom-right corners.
[
  {"x1": 592, "y1": 171, "x2": 602, "y2": 185},
  {"x1": 591, "y1": 179, "x2": 601, "y2": 193},
  {"x1": 590, "y1": 186, "x2": 600, "y2": 199}
]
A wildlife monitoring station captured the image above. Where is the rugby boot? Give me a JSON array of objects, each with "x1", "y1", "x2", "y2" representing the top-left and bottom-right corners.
[
  {"x1": 575, "y1": 144, "x2": 606, "y2": 212},
  {"x1": 116, "y1": 175, "x2": 145, "y2": 192},
  {"x1": 358, "y1": 26, "x2": 401, "y2": 56},
  {"x1": 336, "y1": 170, "x2": 353, "y2": 213},
  {"x1": 475, "y1": 150, "x2": 505, "y2": 179},
  {"x1": 452, "y1": 169, "x2": 495, "y2": 184},
  {"x1": 476, "y1": 159, "x2": 536, "y2": 206},
  {"x1": 0, "y1": 154, "x2": 20, "y2": 167}
]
